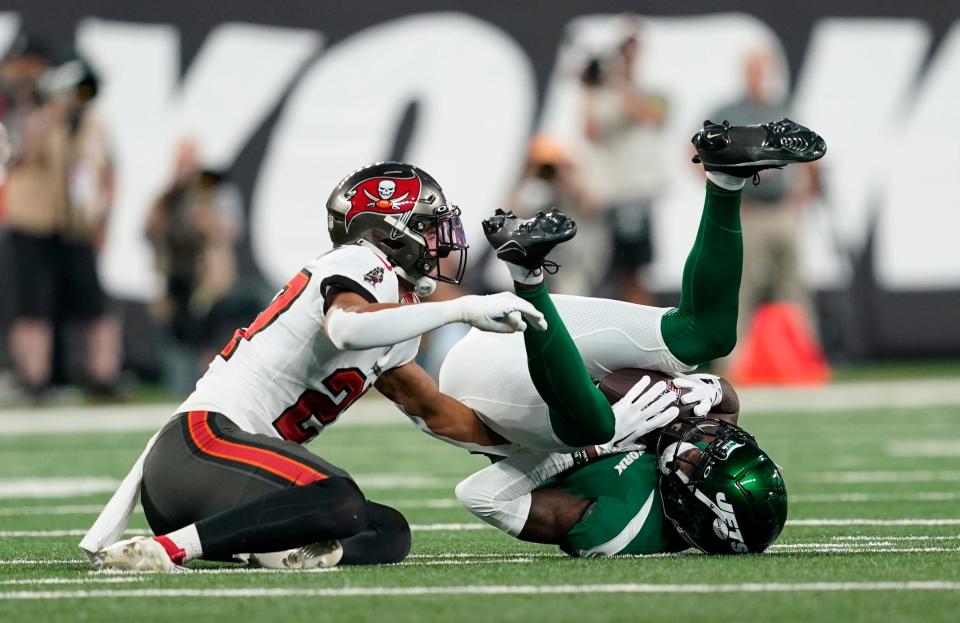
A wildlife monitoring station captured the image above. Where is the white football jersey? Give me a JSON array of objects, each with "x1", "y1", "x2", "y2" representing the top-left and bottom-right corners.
[
  {"x1": 178, "y1": 244, "x2": 419, "y2": 443},
  {"x1": 437, "y1": 294, "x2": 694, "y2": 456}
]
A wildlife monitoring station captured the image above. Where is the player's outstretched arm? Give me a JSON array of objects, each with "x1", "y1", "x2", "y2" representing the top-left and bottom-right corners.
[
  {"x1": 323, "y1": 290, "x2": 546, "y2": 350},
  {"x1": 375, "y1": 362, "x2": 508, "y2": 447}
]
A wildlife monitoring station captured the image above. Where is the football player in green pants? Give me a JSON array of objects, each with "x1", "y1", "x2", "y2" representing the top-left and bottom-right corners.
[{"x1": 438, "y1": 119, "x2": 823, "y2": 554}]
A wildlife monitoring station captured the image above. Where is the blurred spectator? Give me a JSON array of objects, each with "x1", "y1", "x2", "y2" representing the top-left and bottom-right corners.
[
  {"x1": 1, "y1": 38, "x2": 122, "y2": 400},
  {"x1": 579, "y1": 31, "x2": 669, "y2": 304},
  {"x1": 707, "y1": 48, "x2": 820, "y2": 353},
  {"x1": 507, "y1": 134, "x2": 606, "y2": 295},
  {"x1": 146, "y1": 140, "x2": 244, "y2": 394}
]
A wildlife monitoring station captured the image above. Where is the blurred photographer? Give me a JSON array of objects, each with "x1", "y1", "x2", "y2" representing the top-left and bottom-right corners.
[
  {"x1": 580, "y1": 31, "x2": 669, "y2": 305},
  {"x1": 146, "y1": 140, "x2": 244, "y2": 394},
  {"x1": 1, "y1": 37, "x2": 121, "y2": 400}
]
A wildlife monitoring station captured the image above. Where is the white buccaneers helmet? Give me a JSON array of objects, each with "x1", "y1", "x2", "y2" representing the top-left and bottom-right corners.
[{"x1": 326, "y1": 162, "x2": 468, "y2": 297}]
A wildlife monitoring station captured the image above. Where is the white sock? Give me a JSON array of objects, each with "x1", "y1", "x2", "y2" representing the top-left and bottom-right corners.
[
  {"x1": 506, "y1": 262, "x2": 543, "y2": 286},
  {"x1": 162, "y1": 523, "x2": 203, "y2": 563},
  {"x1": 705, "y1": 171, "x2": 746, "y2": 191}
]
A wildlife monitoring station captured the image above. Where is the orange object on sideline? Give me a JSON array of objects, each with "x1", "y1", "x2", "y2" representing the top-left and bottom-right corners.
[{"x1": 729, "y1": 302, "x2": 831, "y2": 386}]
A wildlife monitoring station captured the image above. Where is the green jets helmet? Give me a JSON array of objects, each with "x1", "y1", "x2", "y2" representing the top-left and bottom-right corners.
[{"x1": 657, "y1": 417, "x2": 787, "y2": 555}]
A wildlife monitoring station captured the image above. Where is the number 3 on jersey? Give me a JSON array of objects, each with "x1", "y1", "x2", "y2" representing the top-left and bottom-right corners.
[
  {"x1": 220, "y1": 269, "x2": 312, "y2": 360},
  {"x1": 273, "y1": 368, "x2": 368, "y2": 443}
]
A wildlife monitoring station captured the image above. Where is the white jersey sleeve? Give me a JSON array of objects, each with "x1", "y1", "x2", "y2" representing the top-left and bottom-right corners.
[
  {"x1": 438, "y1": 294, "x2": 693, "y2": 454},
  {"x1": 178, "y1": 244, "x2": 419, "y2": 442}
]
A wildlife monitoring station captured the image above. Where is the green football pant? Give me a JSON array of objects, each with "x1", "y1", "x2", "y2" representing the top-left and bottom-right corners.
[{"x1": 516, "y1": 183, "x2": 743, "y2": 446}]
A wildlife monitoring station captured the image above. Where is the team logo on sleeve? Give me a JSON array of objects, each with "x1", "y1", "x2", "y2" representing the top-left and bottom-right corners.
[
  {"x1": 343, "y1": 173, "x2": 421, "y2": 232},
  {"x1": 364, "y1": 266, "x2": 385, "y2": 286}
]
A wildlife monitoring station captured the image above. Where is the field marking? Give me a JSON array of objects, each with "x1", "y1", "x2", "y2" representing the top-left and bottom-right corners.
[
  {"x1": 803, "y1": 471, "x2": 960, "y2": 484},
  {"x1": 0, "y1": 500, "x2": 460, "y2": 516},
  {"x1": 791, "y1": 492, "x2": 960, "y2": 503},
  {"x1": 0, "y1": 577, "x2": 143, "y2": 585},
  {"x1": 6, "y1": 492, "x2": 960, "y2": 517},
  {"x1": 1, "y1": 581, "x2": 960, "y2": 600},
  {"x1": 4, "y1": 519, "x2": 960, "y2": 538},
  {"x1": 2, "y1": 377, "x2": 959, "y2": 436},
  {"x1": 0, "y1": 478, "x2": 118, "y2": 499},
  {"x1": 0, "y1": 559, "x2": 86, "y2": 565},
  {"x1": 786, "y1": 519, "x2": 960, "y2": 526},
  {"x1": 0, "y1": 475, "x2": 449, "y2": 500},
  {"x1": 832, "y1": 535, "x2": 960, "y2": 542},
  {"x1": 887, "y1": 440, "x2": 960, "y2": 458},
  {"x1": 398, "y1": 558, "x2": 533, "y2": 566},
  {"x1": 409, "y1": 523, "x2": 490, "y2": 531},
  {"x1": 0, "y1": 505, "x2": 119, "y2": 516},
  {"x1": 94, "y1": 567, "x2": 340, "y2": 576}
]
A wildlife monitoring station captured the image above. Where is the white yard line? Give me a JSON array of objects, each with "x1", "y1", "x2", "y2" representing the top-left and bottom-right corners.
[
  {"x1": 409, "y1": 523, "x2": 490, "y2": 531},
  {"x1": 887, "y1": 440, "x2": 960, "y2": 457},
  {"x1": 0, "y1": 500, "x2": 461, "y2": 516},
  {"x1": 6, "y1": 492, "x2": 960, "y2": 516},
  {"x1": 802, "y1": 471, "x2": 960, "y2": 484},
  {"x1": 1, "y1": 377, "x2": 959, "y2": 435},
  {"x1": 0, "y1": 559, "x2": 86, "y2": 565},
  {"x1": 0, "y1": 478, "x2": 119, "y2": 499},
  {"x1": 832, "y1": 535, "x2": 960, "y2": 542},
  {"x1": 791, "y1": 492, "x2": 960, "y2": 503},
  {"x1": 398, "y1": 558, "x2": 534, "y2": 566},
  {"x1": 0, "y1": 505, "x2": 117, "y2": 516},
  {"x1": 786, "y1": 519, "x2": 960, "y2": 526},
  {"x1": 4, "y1": 519, "x2": 960, "y2": 538},
  {"x1": 1, "y1": 582, "x2": 959, "y2": 599},
  {"x1": 0, "y1": 476, "x2": 449, "y2": 500},
  {"x1": 0, "y1": 577, "x2": 143, "y2": 585}
]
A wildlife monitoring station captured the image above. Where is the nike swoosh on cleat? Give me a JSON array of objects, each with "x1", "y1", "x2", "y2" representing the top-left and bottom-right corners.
[
  {"x1": 496, "y1": 241, "x2": 528, "y2": 256},
  {"x1": 706, "y1": 132, "x2": 721, "y2": 139}
]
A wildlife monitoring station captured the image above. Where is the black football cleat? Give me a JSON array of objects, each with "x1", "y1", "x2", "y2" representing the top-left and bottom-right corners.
[
  {"x1": 691, "y1": 118, "x2": 826, "y2": 178},
  {"x1": 481, "y1": 208, "x2": 577, "y2": 270}
]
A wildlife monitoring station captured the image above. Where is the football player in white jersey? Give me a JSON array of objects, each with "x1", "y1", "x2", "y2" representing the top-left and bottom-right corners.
[
  {"x1": 82, "y1": 162, "x2": 548, "y2": 571},
  {"x1": 430, "y1": 119, "x2": 821, "y2": 550}
]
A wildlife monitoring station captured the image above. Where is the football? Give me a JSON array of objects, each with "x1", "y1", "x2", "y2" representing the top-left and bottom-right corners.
[{"x1": 597, "y1": 368, "x2": 696, "y2": 417}]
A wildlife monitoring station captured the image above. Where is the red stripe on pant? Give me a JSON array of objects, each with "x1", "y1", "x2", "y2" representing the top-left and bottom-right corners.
[{"x1": 186, "y1": 411, "x2": 327, "y2": 485}]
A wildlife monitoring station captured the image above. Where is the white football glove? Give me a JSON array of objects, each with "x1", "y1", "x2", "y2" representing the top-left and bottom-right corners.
[
  {"x1": 598, "y1": 375, "x2": 679, "y2": 453},
  {"x1": 447, "y1": 292, "x2": 548, "y2": 334},
  {"x1": 672, "y1": 373, "x2": 724, "y2": 416}
]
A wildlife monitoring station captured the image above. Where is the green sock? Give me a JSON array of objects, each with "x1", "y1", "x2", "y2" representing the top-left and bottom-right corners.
[
  {"x1": 515, "y1": 282, "x2": 615, "y2": 447},
  {"x1": 660, "y1": 182, "x2": 743, "y2": 365}
]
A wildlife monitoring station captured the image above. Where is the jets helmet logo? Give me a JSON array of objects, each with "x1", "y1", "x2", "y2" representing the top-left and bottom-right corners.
[{"x1": 343, "y1": 173, "x2": 421, "y2": 232}]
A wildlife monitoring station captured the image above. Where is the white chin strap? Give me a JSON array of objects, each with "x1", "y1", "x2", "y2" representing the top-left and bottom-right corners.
[{"x1": 394, "y1": 265, "x2": 437, "y2": 298}]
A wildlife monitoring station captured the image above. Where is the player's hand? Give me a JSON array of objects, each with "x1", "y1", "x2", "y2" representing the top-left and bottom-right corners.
[
  {"x1": 448, "y1": 292, "x2": 548, "y2": 333},
  {"x1": 604, "y1": 375, "x2": 679, "y2": 451},
  {"x1": 672, "y1": 373, "x2": 723, "y2": 417}
]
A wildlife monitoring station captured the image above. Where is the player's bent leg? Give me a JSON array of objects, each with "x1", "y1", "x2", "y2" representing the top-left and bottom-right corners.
[
  {"x1": 195, "y1": 477, "x2": 368, "y2": 560},
  {"x1": 339, "y1": 501, "x2": 411, "y2": 565},
  {"x1": 516, "y1": 282, "x2": 615, "y2": 447},
  {"x1": 124, "y1": 411, "x2": 378, "y2": 569},
  {"x1": 660, "y1": 183, "x2": 742, "y2": 366},
  {"x1": 483, "y1": 209, "x2": 614, "y2": 447}
]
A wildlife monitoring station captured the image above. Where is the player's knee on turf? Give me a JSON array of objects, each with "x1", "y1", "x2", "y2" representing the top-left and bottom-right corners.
[
  {"x1": 307, "y1": 478, "x2": 368, "y2": 537},
  {"x1": 369, "y1": 503, "x2": 411, "y2": 564}
]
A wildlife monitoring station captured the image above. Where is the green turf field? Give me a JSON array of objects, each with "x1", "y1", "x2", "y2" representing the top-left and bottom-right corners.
[{"x1": 1, "y1": 399, "x2": 959, "y2": 622}]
